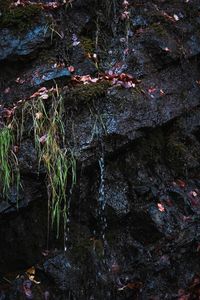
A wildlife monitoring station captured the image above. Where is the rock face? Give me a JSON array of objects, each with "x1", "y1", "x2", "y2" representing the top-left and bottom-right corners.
[
  {"x1": 0, "y1": 24, "x2": 50, "y2": 61},
  {"x1": 0, "y1": 0, "x2": 200, "y2": 299}
]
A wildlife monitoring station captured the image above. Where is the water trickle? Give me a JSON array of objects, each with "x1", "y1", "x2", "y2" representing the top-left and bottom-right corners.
[
  {"x1": 64, "y1": 186, "x2": 73, "y2": 252},
  {"x1": 98, "y1": 157, "x2": 105, "y2": 209},
  {"x1": 98, "y1": 154, "x2": 107, "y2": 244}
]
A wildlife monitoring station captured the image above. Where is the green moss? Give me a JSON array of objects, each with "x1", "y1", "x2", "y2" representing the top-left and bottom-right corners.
[
  {"x1": 180, "y1": 90, "x2": 188, "y2": 100},
  {"x1": 150, "y1": 23, "x2": 169, "y2": 37},
  {"x1": 71, "y1": 240, "x2": 92, "y2": 262},
  {"x1": 80, "y1": 36, "x2": 95, "y2": 54},
  {"x1": 72, "y1": 237, "x2": 105, "y2": 263},
  {"x1": 165, "y1": 135, "x2": 188, "y2": 173},
  {"x1": 167, "y1": 137, "x2": 187, "y2": 162},
  {"x1": 68, "y1": 81, "x2": 110, "y2": 104},
  {"x1": 168, "y1": 141, "x2": 187, "y2": 157},
  {"x1": 0, "y1": 2, "x2": 41, "y2": 31},
  {"x1": 0, "y1": 0, "x2": 11, "y2": 11},
  {"x1": 132, "y1": 87, "x2": 145, "y2": 102},
  {"x1": 136, "y1": 129, "x2": 165, "y2": 162}
]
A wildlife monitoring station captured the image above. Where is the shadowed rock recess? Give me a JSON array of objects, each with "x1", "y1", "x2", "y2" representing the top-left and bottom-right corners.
[{"x1": 0, "y1": 0, "x2": 200, "y2": 299}]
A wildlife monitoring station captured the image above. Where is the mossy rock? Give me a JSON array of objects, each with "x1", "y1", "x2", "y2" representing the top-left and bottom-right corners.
[
  {"x1": 167, "y1": 140, "x2": 187, "y2": 159},
  {"x1": 132, "y1": 87, "x2": 145, "y2": 102},
  {"x1": 80, "y1": 36, "x2": 95, "y2": 54},
  {"x1": 150, "y1": 23, "x2": 169, "y2": 37},
  {"x1": 0, "y1": 2, "x2": 42, "y2": 31},
  {"x1": 173, "y1": 141, "x2": 186, "y2": 155},
  {"x1": 165, "y1": 136, "x2": 188, "y2": 173},
  {"x1": 67, "y1": 81, "x2": 110, "y2": 104},
  {"x1": 136, "y1": 129, "x2": 165, "y2": 163}
]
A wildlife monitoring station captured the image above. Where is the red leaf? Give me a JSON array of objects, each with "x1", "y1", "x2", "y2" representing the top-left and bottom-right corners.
[
  {"x1": 176, "y1": 179, "x2": 186, "y2": 188},
  {"x1": 3, "y1": 108, "x2": 14, "y2": 118},
  {"x1": 68, "y1": 65, "x2": 75, "y2": 72},
  {"x1": 39, "y1": 134, "x2": 47, "y2": 144},
  {"x1": 148, "y1": 87, "x2": 157, "y2": 94},
  {"x1": 4, "y1": 87, "x2": 11, "y2": 94},
  {"x1": 157, "y1": 203, "x2": 165, "y2": 212},
  {"x1": 15, "y1": 77, "x2": 25, "y2": 84}
]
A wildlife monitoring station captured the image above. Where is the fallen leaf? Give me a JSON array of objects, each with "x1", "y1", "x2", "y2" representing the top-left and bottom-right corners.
[
  {"x1": 4, "y1": 87, "x2": 11, "y2": 94},
  {"x1": 121, "y1": 11, "x2": 130, "y2": 20},
  {"x1": 15, "y1": 77, "x2": 25, "y2": 84},
  {"x1": 148, "y1": 87, "x2": 157, "y2": 94},
  {"x1": 122, "y1": 0, "x2": 129, "y2": 8},
  {"x1": 39, "y1": 134, "x2": 47, "y2": 144},
  {"x1": 42, "y1": 249, "x2": 50, "y2": 256},
  {"x1": 157, "y1": 203, "x2": 165, "y2": 212},
  {"x1": 35, "y1": 112, "x2": 43, "y2": 119},
  {"x1": 173, "y1": 14, "x2": 179, "y2": 21},
  {"x1": 163, "y1": 47, "x2": 171, "y2": 52},
  {"x1": 176, "y1": 179, "x2": 186, "y2": 188},
  {"x1": 162, "y1": 12, "x2": 176, "y2": 22},
  {"x1": 40, "y1": 93, "x2": 49, "y2": 100},
  {"x1": 68, "y1": 65, "x2": 75, "y2": 72},
  {"x1": 160, "y1": 89, "x2": 165, "y2": 96}
]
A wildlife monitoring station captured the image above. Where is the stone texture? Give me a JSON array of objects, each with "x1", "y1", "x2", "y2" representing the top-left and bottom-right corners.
[{"x1": 0, "y1": 1, "x2": 200, "y2": 299}]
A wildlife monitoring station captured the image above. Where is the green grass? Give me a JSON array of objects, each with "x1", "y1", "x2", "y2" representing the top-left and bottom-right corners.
[
  {"x1": 22, "y1": 92, "x2": 77, "y2": 237},
  {"x1": 0, "y1": 127, "x2": 13, "y2": 197},
  {"x1": 0, "y1": 126, "x2": 20, "y2": 201},
  {"x1": 1, "y1": 90, "x2": 77, "y2": 237}
]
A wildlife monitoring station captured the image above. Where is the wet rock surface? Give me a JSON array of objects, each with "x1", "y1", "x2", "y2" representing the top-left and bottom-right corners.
[
  {"x1": 0, "y1": 23, "x2": 50, "y2": 62},
  {"x1": 0, "y1": 0, "x2": 200, "y2": 299}
]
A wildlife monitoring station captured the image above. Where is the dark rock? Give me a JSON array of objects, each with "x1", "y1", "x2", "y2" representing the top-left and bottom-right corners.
[
  {"x1": 0, "y1": 24, "x2": 50, "y2": 62},
  {"x1": 30, "y1": 65, "x2": 71, "y2": 87},
  {"x1": 18, "y1": 140, "x2": 38, "y2": 174},
  {"x1": 43, "y1": 253, "x2": 79, "y2": 292},
  {"x1": 105, "y1": 182, "x2": 130, "y2": 216},
  {"x1": 71, "y1": 45, "x2": 97, "y2": 76},
  {"x1": 134, "y1": 186, "x2": 150, "y2": 196},
  {"x1": 132, "y1": 15, "x2": 149, "y2": 28},
  {"x1": 0, "y1": 0, "x2": 200, "y2": 299},
  {"x1": 0, "y1": 291, "x2": 5, "y2": 300},
  {"x1": 0, "y1": 178, "x2": 47, "y2": 272},
  {"x1": 104, "y1": 168, "x2": 130, "y2": 217}
]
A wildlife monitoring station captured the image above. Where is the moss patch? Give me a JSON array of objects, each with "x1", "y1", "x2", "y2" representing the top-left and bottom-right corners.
[
  {"x1": 149, "y1": 22, "x2": 169, "y2": 37},
  {"x1": 80, "y1": 36, "x2": 95, "y2": 54},
  {"x1": 0, "y1": 2, "x2": 41, "y2": 31},
  {"x1": 67, "y1": 81, "x2": 110, "y2": 104},
  {"x1": 165, "y1": 135, "x2": 189, "y2": 174},
  {"x1": 135, "y1": 129, "x2": 165, "y2": 163}
]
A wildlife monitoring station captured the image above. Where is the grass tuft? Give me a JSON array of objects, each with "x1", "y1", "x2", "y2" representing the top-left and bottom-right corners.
[
  {"x1": 0, "y1": 126, "x2": 20, "y2": 201},
  {"x1": 24, "y1": 92, "x2": 76, "y2": 237},
  {"x1": 0, "y1": 127, "x2": 13, "y2": 197}
]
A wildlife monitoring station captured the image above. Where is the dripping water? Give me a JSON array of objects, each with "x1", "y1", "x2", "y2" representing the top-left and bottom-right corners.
[
  {"x1": 98, "y1": 152, "x2": 107, "y2": 245},
  {"x1": 64, "y1": 185, "x2": 73, "y2": 252},
  {"x1": 62, "y1": 186, "x2": 73, "y2": 300}
]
